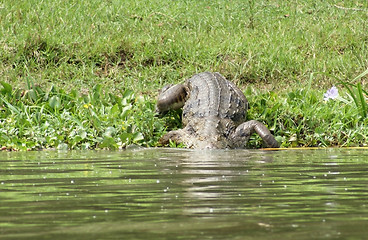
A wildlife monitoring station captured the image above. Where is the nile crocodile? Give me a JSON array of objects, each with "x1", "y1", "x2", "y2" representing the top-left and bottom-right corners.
[{"x1": 156, "y1": 72, "x2": 279, "y2": 149}]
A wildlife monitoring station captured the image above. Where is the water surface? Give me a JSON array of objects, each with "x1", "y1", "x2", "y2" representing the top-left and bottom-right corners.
[{"x1": 1, "y1": 148, "x2": 368, "y2": 239}]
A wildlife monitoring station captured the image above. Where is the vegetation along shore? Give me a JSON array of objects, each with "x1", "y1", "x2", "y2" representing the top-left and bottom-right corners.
[{"x1": 1, "y1": 0, "x2": 368, "y2": 150}]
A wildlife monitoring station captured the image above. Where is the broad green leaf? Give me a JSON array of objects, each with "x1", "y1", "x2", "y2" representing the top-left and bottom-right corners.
[
  {"x1": 57, "y1": 143, "x2": 69, "y2": 150},
  {"x1": 132, "y1": 132, "x2": 144, "y2": 142},
  {"x1": 103, "y1": 127, "x2": 116, "y2": 138},
  {"x1": 111, "y1": 104, "x2": 120, "y2": 115},
  {"x1": 49, "y1": 96, "x2": 61, "y2": 109},
  {"x1": 121, "y1": 105, "x2": 132, "y2": 119},
  {"x1": 119, "y1": 132, "x2": 132, "y2": 143},
  {"x1": 72, "y1": 135, "x2": 83, "y2": 144},
  {"x1": 79, "y1": 130, "x2": 87, "y2": 139},
  {"x1": 99, "y1": 136, "x2": 118, "y2": 149}
]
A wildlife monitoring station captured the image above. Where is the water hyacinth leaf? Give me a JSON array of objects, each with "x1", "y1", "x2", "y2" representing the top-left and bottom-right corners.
[
  {"x1": 49, "y1": 96, "x2": 61, "y2": 109},
  {"x1": 108, "y1": 93, "x2": 121, "y2": 105},
  {"x1": 121, "y1": 105, "x2": 132, "y2": 119},
  {"x1": 122, "y1": 89, "x2": 134, "y2": 105},
  {"x1": 122, "y1": 89, "x2": 134, "y2": 99},
  {"x1": 110, "y1": 104, "x2": 120, "y2": 115},
  {"x1": 119, "y1": 132, "x2": 132, "y2": 143},
  {"x1": 92, "y1": 84, "x2": 102, "y2": 102},
  {"x1": 79, "y1": 130, "x2": 87, "y2": 139},
  {"x1": 57, "y1": 143, "x2": 69, "y2": 150},
  {"x1": 103, "y1": 127, "x2": 116, "y2": 138},
  {"x1": 81, "y1": 142, "x2": 91, "y2": 150},
  {"x1": 132, "y1": 132, "x2": 144, "y2": 142},
  {"x1": 91, "y1": 115, "x2": 101, "y2": 128},
  {"x1": 99, "y1": 136, "x2": 118, "y2": 149},
  {"x1": 72, "y1": 135, "x2": 83, "y2": 145}
]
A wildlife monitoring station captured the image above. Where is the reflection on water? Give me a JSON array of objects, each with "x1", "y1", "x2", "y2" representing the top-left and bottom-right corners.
[{"x1": 0, "y1": 148, "x2": 368, "y2": 239}]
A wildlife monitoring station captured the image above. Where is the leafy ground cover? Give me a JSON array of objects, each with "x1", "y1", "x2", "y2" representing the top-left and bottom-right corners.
[
  {"x1": 0, "y1": 0, "x2": 368, "y2": 150},
  {"x1": 1, "y1": 71, "x2": 367, "y2": 150},
  {"x1": 0, "y1": 80, "x2": 169, "y2": 150}
]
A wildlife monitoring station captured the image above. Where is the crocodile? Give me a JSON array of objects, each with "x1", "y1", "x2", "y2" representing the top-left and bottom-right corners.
[{"x1": 156, "y1": 72, "x2": 279, "y2": 149}]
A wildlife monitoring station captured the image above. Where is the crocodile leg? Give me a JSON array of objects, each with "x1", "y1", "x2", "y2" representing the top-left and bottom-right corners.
[
  {"x1": 231, "y1": 120, "x2": 279, "y2": 148},
  {"x1": 159, "y1": 129, "x2": 187, "y2": 147}
]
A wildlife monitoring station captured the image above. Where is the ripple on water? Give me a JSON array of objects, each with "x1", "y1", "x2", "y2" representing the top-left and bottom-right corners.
[{"x1": 0, "y1": 148, "x2": 368, "y2": 239}]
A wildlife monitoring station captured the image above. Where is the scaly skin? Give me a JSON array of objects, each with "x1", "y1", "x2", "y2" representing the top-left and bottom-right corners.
[{"x1": 156, "y1": 72, "x2": 279, "y2": 149}]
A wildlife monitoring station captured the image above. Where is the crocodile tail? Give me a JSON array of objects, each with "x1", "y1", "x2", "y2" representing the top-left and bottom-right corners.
[{"x1": 156, "y1": 84, "x2": 188, "y2": 114}]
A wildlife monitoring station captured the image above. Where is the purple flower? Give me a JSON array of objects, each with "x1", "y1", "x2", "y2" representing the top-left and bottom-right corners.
[{"x1": 323, "y1": 86, "x2": 339, "y2": 101}]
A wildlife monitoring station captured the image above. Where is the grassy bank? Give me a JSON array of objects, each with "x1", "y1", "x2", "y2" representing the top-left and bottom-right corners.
[
  {"x1": 1, "y1": 0, "x2": 368, "y2": 91},
  {"x1": 1, "y1": 0, "x2": 368, "y2": 150}
]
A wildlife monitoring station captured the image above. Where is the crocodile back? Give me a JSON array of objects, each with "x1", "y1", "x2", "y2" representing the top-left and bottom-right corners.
[{"x1": 182, "y1": 72, "x2": 248, "y2": 126}]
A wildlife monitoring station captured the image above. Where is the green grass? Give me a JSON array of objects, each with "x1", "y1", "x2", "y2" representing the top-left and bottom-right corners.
[
  {"x1": 1, "y1": 0, "x2": 367, "y2": 91},
  {"x1": 0, "y1": 0, "x2": 368, "y2": 150}
]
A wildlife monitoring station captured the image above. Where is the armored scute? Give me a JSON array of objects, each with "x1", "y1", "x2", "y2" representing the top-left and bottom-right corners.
[{"x1": 156, "y1": 72, "x2": 279, "y2": 149}]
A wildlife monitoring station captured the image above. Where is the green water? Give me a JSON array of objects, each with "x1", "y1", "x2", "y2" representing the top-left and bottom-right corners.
[{"x1": 0, "y1": 148, "x2": 368, "y2": 239}]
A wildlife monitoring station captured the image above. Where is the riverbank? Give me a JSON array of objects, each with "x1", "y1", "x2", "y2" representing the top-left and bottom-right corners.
[
  {"x1": 1, "y1": 76, "x2": 367, "y2": 150},
  {"x1": 1, "y1": 0, "x2": 368, "y2": 150}
]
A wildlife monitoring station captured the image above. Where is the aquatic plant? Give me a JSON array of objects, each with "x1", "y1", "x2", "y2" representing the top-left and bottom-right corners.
[
  {"x1": 2, "y1": 76, "x2": 368, "y2": 150},
  {"x1": 0, "y1": 81, "x2": 167, "y2": 150},
  {"x1": 245, "y1": 70, "x2": 368, "y2": 148}
]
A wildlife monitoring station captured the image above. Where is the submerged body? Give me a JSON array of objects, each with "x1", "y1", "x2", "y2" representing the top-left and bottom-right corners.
[{"x1": 156, "y1": 72, "x2": 279, "y2": 149}]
